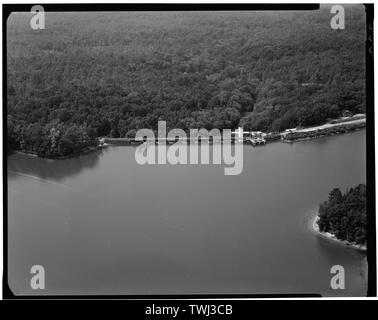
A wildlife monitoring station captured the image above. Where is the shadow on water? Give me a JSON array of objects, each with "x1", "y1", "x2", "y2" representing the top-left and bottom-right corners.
[{"x1": 7, "y1": 148, "x2": 108, "y2": 182}]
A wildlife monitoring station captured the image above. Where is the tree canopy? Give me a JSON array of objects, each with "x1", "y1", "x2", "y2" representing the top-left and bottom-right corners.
[
  {"x1": 7, "y1": 5, "x2": 366, "y2": 157},
  {"x1": 317, "y1": 184, "x2": 367, "y2": 245}
]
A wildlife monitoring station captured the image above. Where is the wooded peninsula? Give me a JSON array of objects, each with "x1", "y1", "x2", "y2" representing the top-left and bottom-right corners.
[{"x1": 317, "y1": 184, "x2": 367, "y2": 246}]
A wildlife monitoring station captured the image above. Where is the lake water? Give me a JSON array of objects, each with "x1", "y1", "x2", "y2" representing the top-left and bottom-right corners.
[{"x1": 7, "y1": 130, "x2": 367, "y2": 296}]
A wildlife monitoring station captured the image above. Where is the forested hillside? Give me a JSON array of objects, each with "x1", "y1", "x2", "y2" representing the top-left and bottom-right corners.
[
  {"x1": 7, "y1": 5, "x2": 366, "y2": 157},
  {"x1": 317, "y1": 184, "x2": 367, "y2": 245}
]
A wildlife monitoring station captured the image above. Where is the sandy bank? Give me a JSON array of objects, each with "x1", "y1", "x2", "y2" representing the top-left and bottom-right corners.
[{"x1": 310, "y1": 211, "x2": 367, "y2": 252}]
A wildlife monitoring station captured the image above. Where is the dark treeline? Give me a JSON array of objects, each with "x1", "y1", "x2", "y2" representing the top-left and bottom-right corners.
[
  {"x1": 7, "y1": 6, "x2": 366, "y2": 157},
  {"x1": 317, "y1": 184, "x2": 367, "y2": 245}
]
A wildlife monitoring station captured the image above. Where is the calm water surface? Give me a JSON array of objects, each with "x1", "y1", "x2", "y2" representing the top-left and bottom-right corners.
[{"x1": 8, "y1": 130, "x2": 367, "y2": 296}]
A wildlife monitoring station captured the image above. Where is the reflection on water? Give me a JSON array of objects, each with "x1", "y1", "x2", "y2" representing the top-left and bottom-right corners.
[
  {"x1": 8, "y1": 148, "x2": 108, "y2": 181},
  {"x1": 7, "y1": 131, "x2": 367, "y2": 296}
]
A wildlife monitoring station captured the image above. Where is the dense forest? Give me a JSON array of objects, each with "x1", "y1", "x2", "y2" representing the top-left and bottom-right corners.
[
  {"x1": 317, "y1": 184, "x2": 367, "y2": 245},
  {"x1": 7, "y1": 5, "x2": 366, "y2": 157}
]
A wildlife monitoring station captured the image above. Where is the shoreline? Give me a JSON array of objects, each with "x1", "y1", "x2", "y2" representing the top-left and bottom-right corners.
[
  {"x1": 282, "y1": 126, "x2": 365, "y2": 143},
  {"x1": 9, "y1": 121, "x2": 366, "y2": 160},
  {"x1": 11, "y1": 145, "x2": 107, "y2": 160},
  {"x1": 282, "y1": 120, "x2": 366, "y2": 143},
  {"x1": 309, "y1": 211, "x2": 367, "y2": 252}
]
